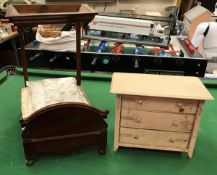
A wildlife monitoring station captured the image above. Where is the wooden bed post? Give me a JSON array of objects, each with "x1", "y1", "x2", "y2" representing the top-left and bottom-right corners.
[
  {"x1": 76, "y1": 22, "x2": 81, "y2": 86},
  {"x1": 23, "y1": 140, "x2": 34, "y2": 166},
  {"x1": 18, "y1": 26, "x2": 28, "y2": 87},
  {"x1": 98, "y1": 130, "x2": 107, "y2": 155}
]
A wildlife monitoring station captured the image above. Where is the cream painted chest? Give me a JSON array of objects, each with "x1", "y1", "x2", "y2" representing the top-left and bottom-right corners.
[{"x1": 110, "y1": 73, "x2": 213, "y2": 158}]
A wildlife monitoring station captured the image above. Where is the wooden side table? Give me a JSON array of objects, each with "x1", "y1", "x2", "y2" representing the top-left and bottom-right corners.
[
  {"x1": 110, "y1": 73, "x2": 213, "y2": 158},
  {"x1": 0, "y1": 32, "x2": 19, "y2": 66}
]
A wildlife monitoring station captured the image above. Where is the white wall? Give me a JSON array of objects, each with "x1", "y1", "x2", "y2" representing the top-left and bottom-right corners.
[
  {"x1": 91, "y1": 0, "x2": 177, "y2": 15},
  {"x1": 45, "y1": 0, "x2": 177, "y2": 15},
  {"x1": 34, "y1": 0, "x2": 45, "y2": 4}
]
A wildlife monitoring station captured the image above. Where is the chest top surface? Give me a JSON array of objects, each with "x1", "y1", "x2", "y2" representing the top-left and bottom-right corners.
[{"x1": 110, "y1": 73, "x2": 213, "y2": 100}]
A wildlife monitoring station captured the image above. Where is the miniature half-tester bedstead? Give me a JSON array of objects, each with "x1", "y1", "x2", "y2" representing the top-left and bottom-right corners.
[{"x1": 6, "y1": 4, "x2": 109, "y2": 166}]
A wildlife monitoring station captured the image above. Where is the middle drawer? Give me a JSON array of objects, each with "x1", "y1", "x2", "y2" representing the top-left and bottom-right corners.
[{"x1": 121, "y1": 109, "x2": 195, "y2": 132}]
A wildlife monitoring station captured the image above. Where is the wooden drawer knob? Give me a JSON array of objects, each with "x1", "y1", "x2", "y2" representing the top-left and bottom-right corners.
[
  {"x1": 177, "y1": 103, "x2": 183, "y2": 107},
  {"x1": 138, "y1": 100, "x2": 143, "y2": 104},
  {"x1": 135, "y1": 117, "x2": 141, "y2": 123},
  {"x1": 169, "y1": 139, "x2": 175, "y2": 143},
  {"x1": 172, "y1": 121, "x2": 179, "y2": 127},
  {"x1": 134, "y1": 135, "x2": 139, "y2": 139}
]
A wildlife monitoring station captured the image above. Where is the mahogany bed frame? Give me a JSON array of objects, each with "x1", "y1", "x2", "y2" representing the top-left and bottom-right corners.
[{"x1": 6, "y1": 4, "x2": 109, "y2": 166}]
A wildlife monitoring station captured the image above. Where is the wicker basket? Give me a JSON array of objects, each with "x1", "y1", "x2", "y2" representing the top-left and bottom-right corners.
[
  {"x1": 39, "y1": 29, "x2": 61, "y2": 38},
  {"x1": 38, "y1": 24, "x2": 64, "y2": 38}
]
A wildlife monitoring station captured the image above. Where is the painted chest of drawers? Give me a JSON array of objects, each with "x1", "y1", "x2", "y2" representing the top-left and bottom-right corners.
[{"x1": 110, "y1": 73, "x2": 213, "y2": 158}]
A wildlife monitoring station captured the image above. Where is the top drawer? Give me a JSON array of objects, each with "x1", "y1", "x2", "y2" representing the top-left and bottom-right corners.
[{"x1": 122, "y1": 95, "x2": 198, "y2": 114}]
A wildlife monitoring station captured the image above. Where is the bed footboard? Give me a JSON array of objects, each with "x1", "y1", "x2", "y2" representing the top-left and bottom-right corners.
[{"x1": 20, "y1": 102, "x2": 109, "y2": 166}]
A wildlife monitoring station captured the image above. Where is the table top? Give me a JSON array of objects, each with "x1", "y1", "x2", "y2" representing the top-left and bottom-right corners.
[
  {"x1": 0, "y1": 32, "x2": 17, "y2": 44},
  {"x1": 5, "y1": 4, "x2": 97, "y2": 26},
  {"x1": 110, "y1": 73, "x2": 214, "y2": 100}
]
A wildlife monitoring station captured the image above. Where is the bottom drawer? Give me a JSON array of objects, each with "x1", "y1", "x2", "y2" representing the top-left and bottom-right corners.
[{"x1": 120, "y1": 128, "x2": 190, "y2": 149}]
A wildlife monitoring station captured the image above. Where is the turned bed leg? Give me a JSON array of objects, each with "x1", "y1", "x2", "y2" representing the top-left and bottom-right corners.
[
  {"x1": 23, "y1": 141, "x2": 34, "y2": 166},
  {"x1": 98, "y1": 131, "x2": 107, "y2": 155}
]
